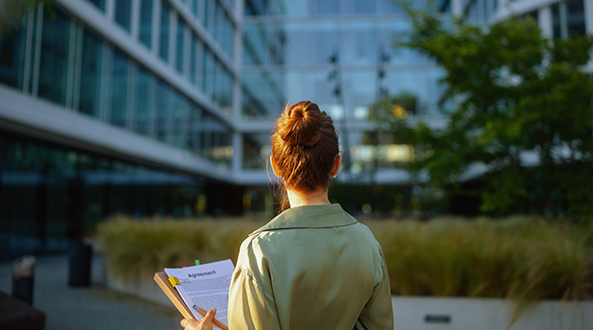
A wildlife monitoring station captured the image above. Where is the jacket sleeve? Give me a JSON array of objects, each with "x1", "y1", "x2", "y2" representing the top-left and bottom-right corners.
[
  {"x1": 355, "y1": 250, "x2": 394, "y2": 330},
  {"x1": 227, "y1": 238, "x2": 282, "y2": 330}
]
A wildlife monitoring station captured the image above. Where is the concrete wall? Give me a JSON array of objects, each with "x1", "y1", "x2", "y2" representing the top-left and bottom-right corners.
[
  {"x1": 100, "y1": 260, "x2": 593, "y2": 330},
  {"x1": 392, "y1": 296, "x2": 593, "y2": 330}
]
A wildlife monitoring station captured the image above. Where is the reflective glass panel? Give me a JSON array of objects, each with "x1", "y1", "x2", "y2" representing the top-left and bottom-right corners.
[
  {"x1": 189, "y1": 34, "x2": 196, "y2": 84},
  {"x1": 187, "y1": 104, "x2": 202, "y2": 154},
  {"x1": 159, "y1": 1, "x2": 171, "y2": 61},
  {"x1": 114, "y1": 0, "x2": 132, "y2": 32},
  {"x1": 88, "y1": 0, "x2": 106, "y2": 11},
  {"x1": 377, "y1": 0, "x2": 404, "y2": 13},
  {"x1": 194, "y1": 112, "x2": 231, "y2": 168},
  {"x1": 567, "y1": 0, "x2": 586, "y2": 36},
  {"x1": 79, "y1": 29, "x2": 103, "y2": 118},
  {"x1": 155, "y1": 79, "x2": 170, "y2": 142},
  {"x1": 552, "y1": 3, "x2": 562, "y2": 39},
  {"x1": 38, "y1": 9, "x2": 70, "y2": 106},
  {"x1": 191, "y1": 0, "x2": 199, "y2": 17},
  {"x1": 340, "y1": 21, "x2": 376, "y2": 66},
  {"x1": 242, "y1": 133, "x2": 270, "y2": 169},
  {"x1": 134, "y1": 65, "x2": 153, "y2": 136},
  {"x1": 110, "y1": 49, "x2": 130, "y2": 128},
  {"x1": 139, "y1": 0, "x2": 153, "y2": 48},
  {"x1": 175, "y1": 19, "x2": 185, "y2": 73},
  {"x1": 206, "y1": 0, "x2": 216, "y2": 34},
  {"x1": 314, "y1": 0, "x2": 339, "y2": 15},
  {"x1": 170, "y1": 91, "x2": 190, "y2": 148},
  {"x1": 0, "y1": 24, "x2": 26, "y2": 89},
  {"x1": 352, "y1": 0, "x2": 376, "y2": 14},
  {"x1": 241, "y1": 70, "x2": 286, "y2": 118},
  {"x1": 203, "y1": 48, "x2": 214, "y2": 97}
]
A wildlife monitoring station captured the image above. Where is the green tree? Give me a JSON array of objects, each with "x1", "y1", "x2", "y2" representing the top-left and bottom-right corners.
[
  {"x1": 374, "y1": 10, "x2": 593, "y2": 219},
  {"x1": 0, "y1": 0, "x2": 52, "y2": 35}
]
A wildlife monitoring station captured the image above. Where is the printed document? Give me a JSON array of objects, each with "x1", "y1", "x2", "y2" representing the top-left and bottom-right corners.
[{"x1": 164, "y1": 259, "x2": 234, "y2": 329}]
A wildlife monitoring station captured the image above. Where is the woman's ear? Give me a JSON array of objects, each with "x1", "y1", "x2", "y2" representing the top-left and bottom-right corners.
[
  {"x1": 270, "y1": 156, "x2": 282, "y2": 178},
  {"x1": 330, "y1": 155, "x2": 342, "y2": 178}
]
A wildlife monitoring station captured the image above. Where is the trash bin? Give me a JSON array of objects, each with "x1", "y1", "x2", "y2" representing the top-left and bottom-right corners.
[
  {"x1": 68, "y1": 241, "x2": 92, "y2": 287},
  {"x1": 12, "y1": 255, "x2": 36, "y2": 305}
]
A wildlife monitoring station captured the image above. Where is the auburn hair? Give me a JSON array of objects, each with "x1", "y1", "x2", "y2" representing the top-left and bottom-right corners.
[{"x1": 271, "y1": 101, "x2": 339, "y2": 210}]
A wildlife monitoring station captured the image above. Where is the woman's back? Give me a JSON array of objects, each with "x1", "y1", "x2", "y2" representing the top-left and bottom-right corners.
[{"x1": 228, "y1": 204, "x2": 393, "y2": 330}]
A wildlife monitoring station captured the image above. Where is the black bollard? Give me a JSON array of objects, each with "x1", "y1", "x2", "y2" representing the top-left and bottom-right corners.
[
  {"x1": 12, "y1": 255, "x2": 36, "y2": 305},
  {"x1": 68, "y1": 241, "x2": 92, "y2": 287}
]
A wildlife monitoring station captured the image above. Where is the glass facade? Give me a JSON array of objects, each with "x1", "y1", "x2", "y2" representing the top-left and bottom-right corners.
[
  {"x1": 0, "y1": 131, "x2": 204, "y2": 259},
  {"x1": 80, "y1": 29, "x2": 104, "y2": 118},
  {"x1": 0, "y1": 24, "x2": 26, "y2": 90},
  {"x1": 159, "y1": 0, "x2": 171, "y2": 61},
  {"x1": 2, "y1": 0, "x2": 588, "y2": 257},
  {"x1": 139, "y1": 0, "x2": 153, "y2": 48},
  {"x1": 244, "y1": 0, "x2": 411, "y2": 16},
  {"x1": 38, "y1": 10, "x2": 70, "y2": 106},
  {"x1": 0, "y1": 0, "x2": 242, "y2": 258},
  {"x1": 114, "y1": 0, "x2": 132, "y2": 32},
  {"x1": 176, "y1": 18, "x2": 185, "y2": 74},
  {"x1": 241, "y1": 0, "x2": 446, "y2": 172},
  {"x1": 0, "y1": 3, "x2": 234, "y2": 169}
]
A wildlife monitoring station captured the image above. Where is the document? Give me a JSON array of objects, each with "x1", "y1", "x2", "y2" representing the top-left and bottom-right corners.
[{"x1": 164, "y1": 259, "x2": 234, "y2": 329}]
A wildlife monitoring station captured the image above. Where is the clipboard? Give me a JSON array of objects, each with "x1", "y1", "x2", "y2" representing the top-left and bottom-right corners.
[
  {"x1": 154, "y1": 271, "x2": 195, "y2": 320},
  {"x1": 153, "y1": 271, "x2": 230, "y2": 330}
]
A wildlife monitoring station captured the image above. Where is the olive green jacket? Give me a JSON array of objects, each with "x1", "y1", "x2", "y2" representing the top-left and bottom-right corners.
[{"x1": 228, "y1": 204, "x2": 393, "y2": 330}]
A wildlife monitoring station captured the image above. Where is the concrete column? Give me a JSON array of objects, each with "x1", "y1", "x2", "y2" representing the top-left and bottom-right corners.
[
  {"x1": 539, "y1": 5, "x2": 553, "y2": 38},
  {"x1": 231, "y1": 131, "x2": 242, "y2": 177},
  {"x1": 231, "y1": 0, "x2": 244, "y2": 120},
  {"x1": 585, "y1": 0, "x2": 593, "y2": 34}
]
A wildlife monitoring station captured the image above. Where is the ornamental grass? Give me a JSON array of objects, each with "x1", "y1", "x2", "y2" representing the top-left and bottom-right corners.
[{"x1": 97, "y1": 214, "x2": 593, "y2": 303}]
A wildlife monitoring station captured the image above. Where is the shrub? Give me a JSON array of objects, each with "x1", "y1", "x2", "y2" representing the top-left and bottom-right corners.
[{"x1": 97, "y1": 214, "x2": 593, "y2": 303}]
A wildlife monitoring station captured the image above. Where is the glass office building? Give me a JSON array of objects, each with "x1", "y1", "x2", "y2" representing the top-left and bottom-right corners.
[
  {"x1": 5, "y1": 0, "x2": 587, "y2": 258},
  {"x1": 0, "y1": 0, "x2": 244, "y2": 259},
  {"x1": 240, "y1": 0, "x2": 448, "y2": 214},
  {"x1": 441, "y1": 0, "x2": 592, "y2": 38}
]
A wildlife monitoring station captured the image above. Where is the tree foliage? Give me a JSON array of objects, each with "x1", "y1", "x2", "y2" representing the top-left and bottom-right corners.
[
  {"x1": 0, "y1": 0, "x2": 53, "y2": 36},
  {"x1": 374, "y1": 9, "x2": 593, "y2": 218}
]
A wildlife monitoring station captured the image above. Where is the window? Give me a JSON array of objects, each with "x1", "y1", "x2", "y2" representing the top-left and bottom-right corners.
[
  {"x1": 0, "y1": 24, "x2": 26, "y2": 89},
  {"x1": 175, "y1": 19, "x2": 185, "y2": 73},
  {"x1": 38, "y1": 10, "x2": 70, "y2": 106},
  {"x1": 566, "y1": 0, "x2": 586, "y2": 36},
  {"x1": 134, "y1": 66, "x2": 153, "y2": 136},
  {"x1": 155, "y1": 79, "x2": 170, "y2": 142},
  {"x1": 139, "y1": 0, "x2": 153, "y2": 48},
  {"x1": 552, "y1": 2, "x2": 562, "y2": 39},
  {"x1": 159, "y1": 1, "x2": 171, "y2": 61},
  {"x1": 114, "y1": 0, "x2": 132, "y2": 32},
  {"x1": 191, "y1": 0, "x2": 199, "y2": 17},
  {"x1": 79, "y1": 29, "x2": 103, "y2": 118},
  {"x1": 88, "y1": 0, "x2": 106, "y2": 11},
  {"x1": 203, "y1": 48, "x2": 214, "y2": 97},
  {"x1": 551, "y1": 0, "x2": 586, "y2": 39},
  {"x1": 352, "y1": 0, "x2": 376, "y2": 14},
  {"x1": 171, "y1": 91, "x2": 190, "y2": 148},
  {"x1": 315, "y1": 0, "x2": 339, "y2": 15},
  {"x1": 110, "y1": 49, "x2": 130, "y2": 128},
  {"x1": 189, "y1": 34, "x2": 203, "y2": 86}
]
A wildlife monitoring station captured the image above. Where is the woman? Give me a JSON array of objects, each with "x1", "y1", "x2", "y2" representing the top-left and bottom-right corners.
[{"x1": 182, "y1": 101, "x2": 393, "y2": 330}]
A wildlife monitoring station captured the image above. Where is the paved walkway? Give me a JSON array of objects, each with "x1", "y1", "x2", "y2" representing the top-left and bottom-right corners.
[{"x1": 0, "y1": 254, "x2": 181, "y2": 330}]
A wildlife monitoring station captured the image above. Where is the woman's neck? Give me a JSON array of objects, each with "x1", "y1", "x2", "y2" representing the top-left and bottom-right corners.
[{"x1": 286, "y1": 187, "x2": 330, "y2": 208}]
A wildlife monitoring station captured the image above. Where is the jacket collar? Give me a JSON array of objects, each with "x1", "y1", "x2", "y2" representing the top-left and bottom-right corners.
[{"x1": 250, "y1": 204, "x2": 357, "y2": 236}]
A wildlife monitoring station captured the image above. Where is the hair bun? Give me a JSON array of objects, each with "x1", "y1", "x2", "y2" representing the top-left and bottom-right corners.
[{"x1": 277, "y1": 101, "x2": 322, "y2": 147}]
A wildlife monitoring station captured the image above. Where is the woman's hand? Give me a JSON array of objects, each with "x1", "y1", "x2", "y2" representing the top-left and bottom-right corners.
[{"x1": 180, "y1": 308, "x2": 216, "y2": 330}]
